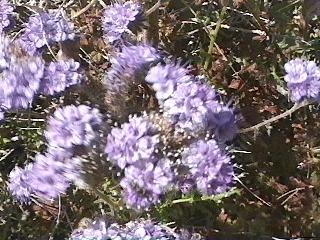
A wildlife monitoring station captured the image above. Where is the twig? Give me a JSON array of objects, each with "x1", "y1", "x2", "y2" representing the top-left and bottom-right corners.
[
  {"x1": 240, "y1": 101, "x2": 309, "y2": 133},
  {"x1": 93, "y1": 188, "x2": 117, "y2": 216},
  {"x1": 235, "y1": 176, "x2": 272, "y2": 207},
  {"x1": 0, "y1": 149, "x2": 14, "y2": 162},
  {"x1": 146, "y1": 0, "x2": 161, "y2": 16},
  {"x1": 71, "y1": 0, "x2": 97, "y2": 19},
  {"x1": 204, "y1": 6, "x2": 227, "y2": 70}
]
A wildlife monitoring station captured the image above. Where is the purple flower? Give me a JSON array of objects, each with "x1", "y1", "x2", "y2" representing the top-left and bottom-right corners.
[
  {"x1": 8, "y1": 149, "x2": 82, "y2": 202},
  {"x1": 71, "y1": 218, "x2": 202, "y2": 240},
  {"x1": 120, "y1": 159, "x2": 173, "y2": 210},
  {"x1": 0, "y1": 55, "x2": 45, "y2": 109},
  {"x1": 8, "y1": 165, "x2": 33, "y2": 204},
  {"x1": 163, "y1": 81, "x2": 238, "y2": 141},
  {"x1": 39, "y1": 59, "x2": 83, "y2": 95},
  {"x1": 0, "y1": 0, "x2": 14, "y2": 33},
  {"x1": 145, "y1": 63, "x2": 192, "y2": 101},
  {"x1": 104, "y1": 45, "x2": 160, "y2": 89},
  {"x1": 45, "y1": 105, "x2": 102, "y2": 149},
  {"x1": 182, "y1": 139, "x2": 234, "y2": 196},
  {"x1": 71, "y1": 218, "x2": 108, "y2": 240},
  {"x1": 19, "y1": 9, "x2": 75, "y2": 55},
  {"x1": 105, "y1": 116, "x2": 160, "y2": 169},
  {"x1": 27, "y1": 150, "x2": 78, "y2": 200},
  {"x1": 102, "y1": 1, "x2": 143, "y2": 44},
  {"x1": 0, "y1": 34, "x2": 12, "y2": 70},
  {"x1": 284, "y1": 58, "x2": 320, "y2": 103}
]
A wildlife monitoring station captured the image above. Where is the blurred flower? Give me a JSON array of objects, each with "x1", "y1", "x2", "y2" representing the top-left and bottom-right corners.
[
  {"x1": 39, "y1": 59, "x2": 83, "y2": 95},
  {"x1": 0, "y1": 34, "x2": 12, "y2": 70},
  {"x1": 102, "y1": 1, "x2": 143, "y2": 44},
  {"x1": 19, "y1": 9, "x2": 75, "y2": 55},
  {"x1": 163, "y1": 81, "x2": 238, "y2": 141},
  {"x1": 284, "y1": 58, "x2": 320, "y2": 103},
  {"x1": 104, "y1": 45, "x2": 160, "y2": 118},
  {"x1": 105, "y1": 116, "x2": 160, "y2": 169},
  {"x1": 182, "y1": 139, "x2": 234, "y2": 195},
  {"x1": 0, "y1": 0, "x2": 14, "y2": 33},
  {"x1": 8, "y1": 149, "x2": 82, "y2": 202},
  {"x1": 45, "y1": 105, "x2": 102, "y2": 149},
  {"x1": 120, "y1": 159, "x2": 173, "y2": 210},
  {"x1": 0, "y1": 55, "x2": 45, "y2": 109},
  {"x1": 27, "y1": 150, "x2": 80, "y2": 201},
  {"x1": 71, "y1": 218, "x2": 108, "y2": 240},
  {"x1": 71, "y1": 218, "x2": 201, "y2": 240},
  {"x1": 145, "y1": 63, "x2": 192, "y2": 101},
  {"x1": 8, "y1": 165, "x2": 33, "y2": 204}
]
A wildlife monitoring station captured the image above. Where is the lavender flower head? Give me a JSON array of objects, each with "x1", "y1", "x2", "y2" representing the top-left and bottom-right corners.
[
  {"x1": 71, "y1": 218, "x2": 203, "y2": 240},
  {"x1": 39, "y1": 59, "x2": 83, "y2": 95},
  {"x1": 27, "y1": 150, "x2": 78, "y2": 201},
  {"x1": 19, "y1": 9, "x2": 75, "y2": 55},
  {"x1": 102, "y1": 1, "x2": 143, "y2": 44},
  {"x1": 45, "y1": 105, "x2": 102, "y2": 149},
  {"x1": 163, "y1": 80, "x2": 238, "y2": 141},
  {"x1": 8, "y1": 164, "x2": 33, "y2": 204},
  {"x1": 71, "y1": 218, "x2": 108, "y2": 240},
  {"x1": 120, "y1": 159, "x2": 173, "y2": 210},
  {"x1": 105, "y1": 116, "x2": 160, "y2": 169},
  {"x1": 284, "y1": 58, "x2": 320, "y2": 103},
  {"x1": 8, "y1": 149, "x2": 82, "y2": 202},
  {"x1": 104, "y1": 45, "x2": 160, "y2": 90},
  {"x1": 0, "y1": 0, "x2": 14, "y2": 33},
  {"x1": 182, "y1": 139, "x2": 234, "y2": 196},
  {"x1": 145, "y1": 63, "x2": 192, "y2": 101},
  {"x1": 0, "y1": 55, "x2": 45, "y2": 109}
]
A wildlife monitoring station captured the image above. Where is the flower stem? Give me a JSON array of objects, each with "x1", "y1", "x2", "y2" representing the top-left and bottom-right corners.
[
  {"x1": 204, "y1": 6, "x2": 227, "y2": 70},
  {"x1": 240, "y1": 101, "x2": 309, "y2": 133}
]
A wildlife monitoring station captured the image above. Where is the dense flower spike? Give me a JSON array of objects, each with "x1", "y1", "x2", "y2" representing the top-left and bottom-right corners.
[
  {"x1": 45, "y1": 105, "x2": 102, "y2": 149},
  {"x1": 105, "y1": 116, "x2": 160, "y2": 169},
  {"x1": 39, "y1": 59, "x2": 83, "y2": 95},
  {"x1": 27, "y1": 150, "x2": 78, "y2": 200},
  {"x1": 8, "y1": 149, "x2": 82, "y2": 202},
  {"x1": 145, "y1": 63, "x2": 192, "y2": 101},
  {"x1": 8, "y1": 165, "x2": 33, "y2": 204},
  {"x1": 163, "y1": 81, "x2": 238, "y2": 141},
  {"x1": 0, "y1": 55, "x2": 45, "y2": 109},
  {"x1": 120, "y1": 159, "x2": 173, "y2": 210},
  {"x1": 102, "y1": 1, "x2": 143, "y2": 44},
  {"x1": 182, "y1": 139, "x2": 234, "y2": 195},
  {"x1": 0, "y1": 0, "x2": 14, "y2": 33},
  {"x1": 104, "y1": 45, "x2": 160, "y2": 118},
  {"x1": 19, "y1": 9, "x2": 75, "y2": 54},
  {"x1": 284, "y1": 58, "x2": 320, "y2": 103},
  {"x1": 71, "y1": 218, "x2": 202, "y2": 240}
]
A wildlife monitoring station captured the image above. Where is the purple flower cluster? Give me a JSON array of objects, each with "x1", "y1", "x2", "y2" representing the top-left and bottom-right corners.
[
  {"x1": 8, "y1": 149, "x2": 82, "y2": 202},
  {"x1": 146, "y1": 63, "x2": 238, "y2": 141},
  {"x1": 104, "y1": 45, "x2": 160, "y2": 90},
  {"x1": 19, "y1": 9, "x2": 75, "y2": 55},
  {"x1": 71, "y1": 218, "x2": 202, "y2": 240},
  {"x1": 102, "y1": 1, "x2": 143, "y2": 44},
  {"x1": 39, "y1": 59, "x2": 83, "y2": 95},
  {"x1": 0, "y1": 54, "x2": 45, "y2": 109},
  {"x1": 105, "y1": 116, "x2": 160, "y2": 169},
  {"x1": 105, "y1": 116, "x2": 173, "y2": 209},
  {"x1": 284, "y1": 58, "x2": 320, "y2": 103},
  {"x1": 45, "y1": 105, "x2": 102, "y2": 150},
  {"x1": 182, "y1": 139, "x2": 234, "y2": 196},
  {"x1": 0, "y1": 34, "x2": 12, "y2": 70},
  {"x1": 145, "y1": 63, "x2": 192, "y2": 101},
  {"x1": 0, "y1": 0, "x2": 14, "y2": 33}
]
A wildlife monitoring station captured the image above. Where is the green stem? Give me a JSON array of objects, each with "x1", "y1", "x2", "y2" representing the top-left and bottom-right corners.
[{"x1": 204, "y1": 6, "x2": 227, "y2": 70}]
